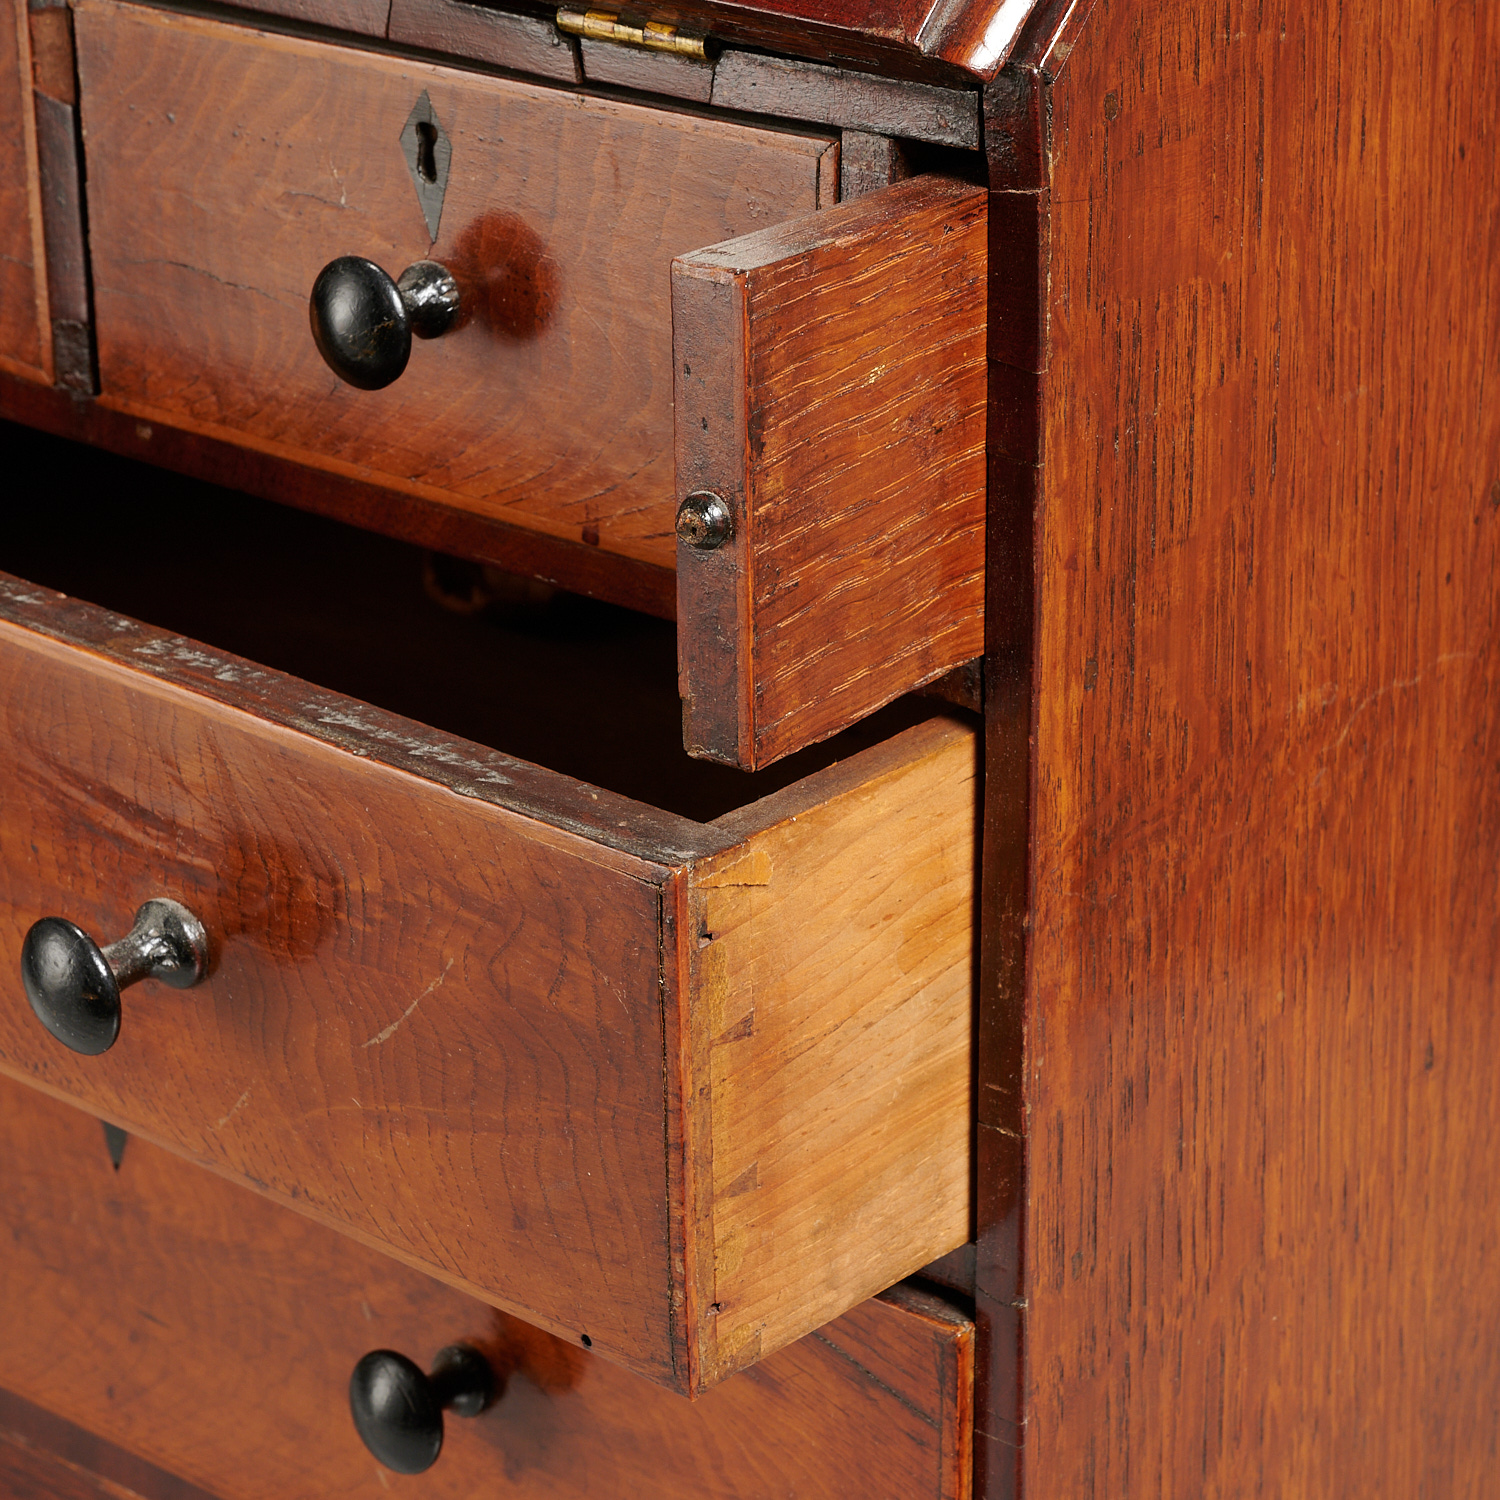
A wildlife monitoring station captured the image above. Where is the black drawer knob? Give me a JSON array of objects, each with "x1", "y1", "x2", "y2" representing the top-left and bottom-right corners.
[
  {"x1": 349, "y1": 1344, "x2": 498, "y2": 1475},
  {"x1": 20, "y1": 899, "x2": 210, "y2": 1057},
  {"x1": 309, "y1": 256, "x2": 462, "y2": 390},
  {"x1": 676, "y1": 490, "x2": 733, "y2": 549}
]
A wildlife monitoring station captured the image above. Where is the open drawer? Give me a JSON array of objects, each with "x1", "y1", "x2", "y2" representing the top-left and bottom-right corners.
[
  {"x1": 73, "y1": 0, "x2": 987, "y2": 770},
  {"x1": 0, "y1": 497, "x2": 974, "y2": 1396}
]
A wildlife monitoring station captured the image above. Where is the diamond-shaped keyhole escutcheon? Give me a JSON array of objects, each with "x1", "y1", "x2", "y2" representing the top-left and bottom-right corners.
[{"x1": 400, "y1": 91, "x2": 452, "y2": 243}]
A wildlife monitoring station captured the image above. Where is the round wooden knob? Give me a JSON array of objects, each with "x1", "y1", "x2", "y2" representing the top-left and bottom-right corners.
[
  {"x1": 309, "y1": 256, "x2": 462, "y2": 390},
  {"x1": 20, "y1": 899, "x2": 210, "y2": 1056},
  {"x1": 349, "y1": 1344, "x2": 498, "y2": 1475}
]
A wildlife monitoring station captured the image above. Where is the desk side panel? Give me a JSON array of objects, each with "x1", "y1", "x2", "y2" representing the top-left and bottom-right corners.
[{"x1": 1025, "y1": 1, "x2": 1500, "y2": 1496}]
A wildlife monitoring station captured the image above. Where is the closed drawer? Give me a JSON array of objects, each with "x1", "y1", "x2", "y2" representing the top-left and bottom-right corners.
[
  {"x1": 75, "y1": 0, "x2": 835, "y2": 567},
  {"x1": 0, "y1": 555, "x2": 973, "y2": 1395},
  {"x1": 73, "y1": 0, "x2": 988, "y2": 769},
  {"x1": 0, "y1": 1076, "x2": 973, "y2": 1498}
]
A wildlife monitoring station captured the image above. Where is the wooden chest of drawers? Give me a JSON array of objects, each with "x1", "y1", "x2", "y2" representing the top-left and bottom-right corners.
[
  {"x1": 5, "y1": 0, "x2": 991, "y2": 1484},
  {"x1": 3, "y1": 0, "x2": 1498, "y2": 1494}
]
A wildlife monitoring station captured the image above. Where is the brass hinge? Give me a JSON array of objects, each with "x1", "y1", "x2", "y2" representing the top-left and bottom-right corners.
[{"x1": 556, "y1": 8, "x2": 711, "y2": 58}]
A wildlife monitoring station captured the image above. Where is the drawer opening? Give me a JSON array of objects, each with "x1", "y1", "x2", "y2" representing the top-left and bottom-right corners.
[{"x1": 0, "y1": 422, "x2": 956, "y2": 823}]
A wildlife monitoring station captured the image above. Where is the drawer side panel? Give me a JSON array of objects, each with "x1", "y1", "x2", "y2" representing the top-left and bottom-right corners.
[
  {"x1": 689, "y1": 715, "x2": 977, "y2": 1385},
  {"x1": 674, "y1": 176, "x2": 987, "y2": 770}
]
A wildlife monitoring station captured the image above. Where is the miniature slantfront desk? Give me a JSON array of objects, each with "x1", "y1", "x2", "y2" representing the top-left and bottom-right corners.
[{"x1": 0, "y1": 0, "x2": 1495, "y2": 1492}]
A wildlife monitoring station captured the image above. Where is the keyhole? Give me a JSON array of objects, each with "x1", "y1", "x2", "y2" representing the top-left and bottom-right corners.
[{"x1": 415, "y1": 120, "x2": 438, "y2": 184}]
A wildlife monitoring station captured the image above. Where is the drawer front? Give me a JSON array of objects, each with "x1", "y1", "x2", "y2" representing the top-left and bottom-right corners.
[
  {"x1": 0, "y1": 0, "x2": 48, "y2": 384},
  {"x1": 0, "y1": 1078, "x2": 973, "y2": 1499},
  {"x1": 0, "y1": 574, "x2": 973, "y2": 1393},
  {"x1": 74, "y1": 0, "x2": 835, "y2": 573}
]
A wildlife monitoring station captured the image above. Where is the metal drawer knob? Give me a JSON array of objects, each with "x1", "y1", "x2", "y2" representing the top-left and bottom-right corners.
[
  {"x1": 349, "y1": 1343, "x2": 499, "y2": 1475},
  {"x1": 675, "y1": 490, "x2": 734, "y2": 550},
  {"x1": 20, "y1": 899, "x2": 210, "y2": 1056},
  {"x1": 309, "y1": 256, "x2": 462, "y2": 391}
]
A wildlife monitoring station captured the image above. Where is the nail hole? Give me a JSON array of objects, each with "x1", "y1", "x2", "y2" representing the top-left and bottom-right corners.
[{"x1": 580, "y1": 1333, "x2": 592, "y2": 1348}]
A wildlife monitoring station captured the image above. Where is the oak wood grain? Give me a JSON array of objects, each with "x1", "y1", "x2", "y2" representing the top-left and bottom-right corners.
[
  {"x1": 0, "y1": 0, "x2": 49, "y2": 384},
  {"x1": 674, "y1": 175, "x2": 987, "y2": 769},
  {"x1": 817, "y1": 1281, "x2": 974, "y2": 1499},
  {"x1": 387, "y1": 0, "x2": 579, "y2": 82},
  {"x1": 32, "y1": 87, "x2": 92, "y2": 390},
  {"x1": 0, "y1": 573, "x2": 974, "y2": 1394},
  {"x1": 0, "y1": 612, "x2": 685, "y2": 1386},
  {"x1": 1014, "y1": 0, "x2": 1500, "y2": 1494},
  {"x1": 577, "y1": 35, "x2": 714, "y2": 102},
  {"x1": 0, "y1": 1394, "x2": 222, "y2": 1500},
  {"x1": 839, "y1": 127, "x2": 910, "y2": 199},
  {"x1": 969, "y1": 8, "x2": 1079, "y2": 1496},
  {"x1": 29, "y1": 0, "x2": 95, "y2": 392},
  {"x1": 25, "y1": 4, "x2": 70, "y2": 104},
  {"x1": 229, "y1": 0, "x2": 388, "y2": 38},
  {"x1": 74, "y1": 0, "x2": 835, "y2": 573},
  {"x1": 0, "y1": 1075, "x2": 974, "y2": 1498},
  {"x1": 0, "y1": 1431, "x2": 149, "y2": 1500},
  {"x1": 972, "y1": 6, "x2": 1099, "y2": 1494}
]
